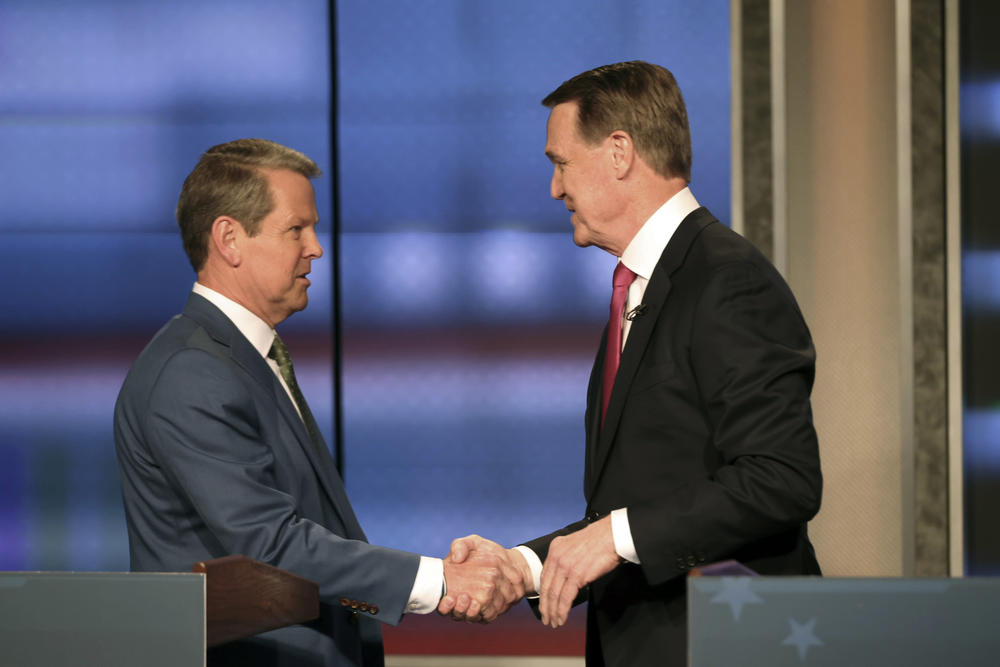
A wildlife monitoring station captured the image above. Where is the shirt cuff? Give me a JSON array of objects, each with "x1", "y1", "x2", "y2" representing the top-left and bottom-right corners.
[
  {"x1": 406, "y1": 556, "x2": 444, "y2": 614},
  {"x1": 611, "y1": 507, "x2": 640, "y2": 564},
  {"x1": 514, "y1": 545, "x2": 543, "y2": 597}
]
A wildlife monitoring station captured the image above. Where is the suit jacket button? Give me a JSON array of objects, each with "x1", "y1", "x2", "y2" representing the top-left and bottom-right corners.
[
  {"x1": 369, "y1": 605, "x2": 379, "y2": 615},
  {"x1": 339, "y1": 598, "x2": 350, "y2": 607},
  {"x1": 359, "y1": 603, "x2": 369, "y2": 612},
  {"x1": 351, "y1": 600, "x2": 360, "y2": 609},
  {"x1": 687, "y1": 556, "x2": 697, "y2": 567}
]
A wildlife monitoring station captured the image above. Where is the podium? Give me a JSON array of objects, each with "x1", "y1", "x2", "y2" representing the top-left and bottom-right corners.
[
  {"x1": 194, "y1": 554, "x2": 318, "y2": 647},
  {"x1": 689, "y1": 576, "x2": 1000, "y2": 666},
  {"x1": 0, "y1": 555, "x2": 319, "y2": 667}
]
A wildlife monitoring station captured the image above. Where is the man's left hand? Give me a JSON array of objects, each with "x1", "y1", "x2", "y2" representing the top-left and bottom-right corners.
[{"x1": 539, "y1": 515, "x2": 621, "y2": 628}]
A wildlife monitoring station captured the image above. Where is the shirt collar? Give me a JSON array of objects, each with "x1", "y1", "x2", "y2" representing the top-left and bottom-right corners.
[
  {"x1": 620, "y1": 187, "x2": 700, "y2": 280},
  {"x1": 192, "y1": 282, "x2": 276, "y2": 359}
]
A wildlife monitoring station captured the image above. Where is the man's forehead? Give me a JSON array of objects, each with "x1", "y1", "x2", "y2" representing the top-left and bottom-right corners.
[
  {"x1": 548, "y1": 101, "x2": 585, "y2": 141},
  {"x1": 550, "y1": 101, "x2": 581, "y2": 126}
]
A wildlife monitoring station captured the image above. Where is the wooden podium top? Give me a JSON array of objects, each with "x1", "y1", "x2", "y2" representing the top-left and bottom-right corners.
[{"x1": 193, "y1": 555, "x2": 319, "y2": 647}]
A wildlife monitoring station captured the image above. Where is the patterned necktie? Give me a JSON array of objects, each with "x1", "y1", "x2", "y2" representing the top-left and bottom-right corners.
[
  {"x1": 601, "y1": 261, "x2": 636, "y2": 426},
  {"x1": 269, "y1": 335, "x2": 325, "y2": 455}
]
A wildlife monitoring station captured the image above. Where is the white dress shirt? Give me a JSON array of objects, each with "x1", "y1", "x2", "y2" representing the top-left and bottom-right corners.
[
  {"x1": 517, "y1": 188, "x2": 701, "y2": 593},
  {"x1": 191, "y1": 283, "x2": 444, "y2": 613}
]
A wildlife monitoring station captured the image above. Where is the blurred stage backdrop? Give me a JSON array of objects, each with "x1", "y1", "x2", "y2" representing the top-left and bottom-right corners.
[
  {"x1": 0, "y1": 0, "x2": 732, "y2": 655},
  {"x1": 6, "y1": 0, "x2": 1000, "y2": 658}
]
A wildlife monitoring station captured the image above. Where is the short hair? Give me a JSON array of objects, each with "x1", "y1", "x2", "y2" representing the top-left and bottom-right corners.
[
  {"x1": 542, "y1": 61, "x2": 692, "y2": 182},
  {"x1": 176, "y1": 138, "x2": 321, "y2": 272}
]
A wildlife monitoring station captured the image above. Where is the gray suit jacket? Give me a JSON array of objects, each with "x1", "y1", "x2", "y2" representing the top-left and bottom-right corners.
[{"x1": 114, "y1": 293, "x2": 419, "y2": 666}]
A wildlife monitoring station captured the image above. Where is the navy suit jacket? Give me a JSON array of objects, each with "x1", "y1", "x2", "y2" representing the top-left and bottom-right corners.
[
  {"x1": 114, "y1": 293, "x2": 419, "y2": 666},
  {"x1": 525, "y1": 208, "x2": 823, "y2": 666}
]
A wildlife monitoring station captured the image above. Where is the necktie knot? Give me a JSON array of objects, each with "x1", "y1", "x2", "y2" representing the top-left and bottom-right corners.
[
  {"x1": 612, "y1": 262, "x2": 636, "y2": 288},
  {"x1": 269, "y1": 335, "x2": 294, "y2": 376}
]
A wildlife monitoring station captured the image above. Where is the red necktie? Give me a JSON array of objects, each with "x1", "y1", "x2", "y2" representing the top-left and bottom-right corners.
[{"x1": 601, "y1": 262, "x2": 636, "y2": 426}]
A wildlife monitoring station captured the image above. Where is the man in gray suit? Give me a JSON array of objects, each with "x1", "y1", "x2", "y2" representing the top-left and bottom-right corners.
[{"x1": 114, "y1": 139, "x2": 522, "y2": 666}]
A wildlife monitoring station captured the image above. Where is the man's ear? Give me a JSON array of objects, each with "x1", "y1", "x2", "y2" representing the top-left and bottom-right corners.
[
  {"x1": 210, "y1": 216, "x2": 242, "y2": 267},
  {"x1": 609, "y1": 130, "x2": 635, "y2": 180}
]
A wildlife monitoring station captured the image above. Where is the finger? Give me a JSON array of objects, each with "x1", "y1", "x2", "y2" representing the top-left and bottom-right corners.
[
  {"x1": 483, "y1": 589, "x2": 504, "y2": 622},
  {"x1": 487, "y1": 585, "x2": 508, "y2": 620},
  {"x1": 542, "y1": 568, "x2": 569, "y2": 628},
  {"x1": 466, "y1": 597, "x2": 482, "y2": 621},
  {"x1": 453, "y1": 592, "x2": 472, "y2": 616},
  {"x1": 538, "y1": 566, "x2": 551, "y2": 625},
  {"x1": 448, "y1": 592, "x2": 471, "y2": 621},
  {"x1": 496, "y1": 560, "x2": 524, "y2": 602},
  {"x1": 553, "y1": 579, "x2": 579, "y2": 628},
  {"x1": 437, "y1": 594, "x2": 456, "y2": 615},
  {"x1": 488, "y1": 566, "x2": 513, "y2": 605},
  {"x1": 500, "y1": 576, "x2": 517, "y2": 606},
  {"x1": 449, "y1": 535, "x2": 477, "y2": 563},
  {"x1": 538, "y1": 551, "x2": 561, "y2": 625}
]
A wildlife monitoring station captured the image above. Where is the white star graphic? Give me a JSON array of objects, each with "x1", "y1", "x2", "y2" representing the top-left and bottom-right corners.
[
  {"x1": 708, "y1": 577, "x2": 763, "y2": 621},
  {"x1": 782, "y1": 617, "x2": 823, "y2": 661}
]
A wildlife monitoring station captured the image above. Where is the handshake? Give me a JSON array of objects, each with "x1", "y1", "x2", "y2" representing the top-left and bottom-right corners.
[
  {"x1": 437, "y1": 535, "x2": 531, "y2": 624},
  {"x1": 436, "y1": 516, "x2": 621, "y2": 628}
]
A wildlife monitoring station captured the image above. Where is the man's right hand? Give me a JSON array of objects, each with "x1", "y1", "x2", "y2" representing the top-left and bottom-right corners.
[{"x1": 438, "y1": 534, "x2": 531, "y2": 622}]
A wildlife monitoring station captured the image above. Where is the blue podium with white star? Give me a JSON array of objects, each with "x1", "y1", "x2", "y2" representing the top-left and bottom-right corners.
[{"x1": 689, "y1": 576, "x2": 1000, "y2": 665}]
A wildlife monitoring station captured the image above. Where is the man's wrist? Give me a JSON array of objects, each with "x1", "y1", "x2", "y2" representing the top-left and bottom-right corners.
[
  {"x1": 611, "y1": 507, "x2": 640, "y2": 564},
  {"x1": 513, "y1": 545, "x2": 542, "y2": 595},
  {"x1": 406, "y1": 556, "x2": 444, "y2": 614}
]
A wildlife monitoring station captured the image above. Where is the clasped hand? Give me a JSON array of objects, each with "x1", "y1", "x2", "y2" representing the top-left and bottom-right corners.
[
  {"x1": 438, "y1": 517, "x2": 620, "y2": 628},
  {"x1": 537, "y1": 515, "x2": 620, "y2": 628},
  {"x1": 438, "y1": 534, "x2": 530, "y2": 623}
]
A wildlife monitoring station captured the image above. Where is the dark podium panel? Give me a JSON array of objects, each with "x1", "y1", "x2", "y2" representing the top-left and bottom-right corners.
[
  {"x1": 194, "y1": 554, "x2": 319, "y2": 647},
  {"x1": 689, "y1": 576, "x2": 1000, "y2": 666},
  {"x1": 0, "y1": 556, "x2": 319, "y2": 666}
]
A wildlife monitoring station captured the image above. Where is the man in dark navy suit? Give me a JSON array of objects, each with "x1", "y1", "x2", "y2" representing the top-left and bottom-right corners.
[
  {"x1": 446, "y1": 62, "x2": 822, "y2": 666},
  {"x1": 114, "y1": 139, "x2": 523, "y2": 666}
]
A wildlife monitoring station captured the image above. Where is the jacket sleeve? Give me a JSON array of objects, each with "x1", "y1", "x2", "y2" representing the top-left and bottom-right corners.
[
  {"x1": 628, "y1": 260, "x2": 822, "y2": 586},
  {"x1": 138, "y1": 347, "x2": 420, "y2": 625}
]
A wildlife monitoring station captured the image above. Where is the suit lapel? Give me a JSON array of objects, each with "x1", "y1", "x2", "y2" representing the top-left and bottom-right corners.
[
  {"x1": 586, "y1": 209, "x2": 717, "y2": 501},
  {"x1": 182, "y1": 294, "x2": 365, "y2": 539},
  {"x1": 258, "y1": 352, "x2": 365, "y2": 539}
]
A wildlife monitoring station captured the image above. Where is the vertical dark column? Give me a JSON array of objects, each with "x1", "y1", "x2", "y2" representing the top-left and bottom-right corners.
[
  {"x1": 960, "y1": 0, "x2": 1000, "y2": 575},
  {"x1": 739, "y1": 0, "x2": 775, "y2": 261},
  {"x1": 911, "y1": 0, "x2": 949, "y2": 576},
  {"x1": 329, "y1": 0, "x2": 345, "y2": 478}
]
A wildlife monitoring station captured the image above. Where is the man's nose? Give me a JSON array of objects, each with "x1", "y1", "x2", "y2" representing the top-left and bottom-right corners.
[
  {"x1": 305, "y1": 227, "x2": 323, "y2": 258},
  {"x1": 550, "y1": 168, "x2": 564, "y2": 200}
]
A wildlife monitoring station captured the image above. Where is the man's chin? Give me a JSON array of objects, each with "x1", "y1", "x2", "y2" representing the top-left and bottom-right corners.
[{"x1": 276, "y1": 296, "x2": 309, "y2": 324}]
